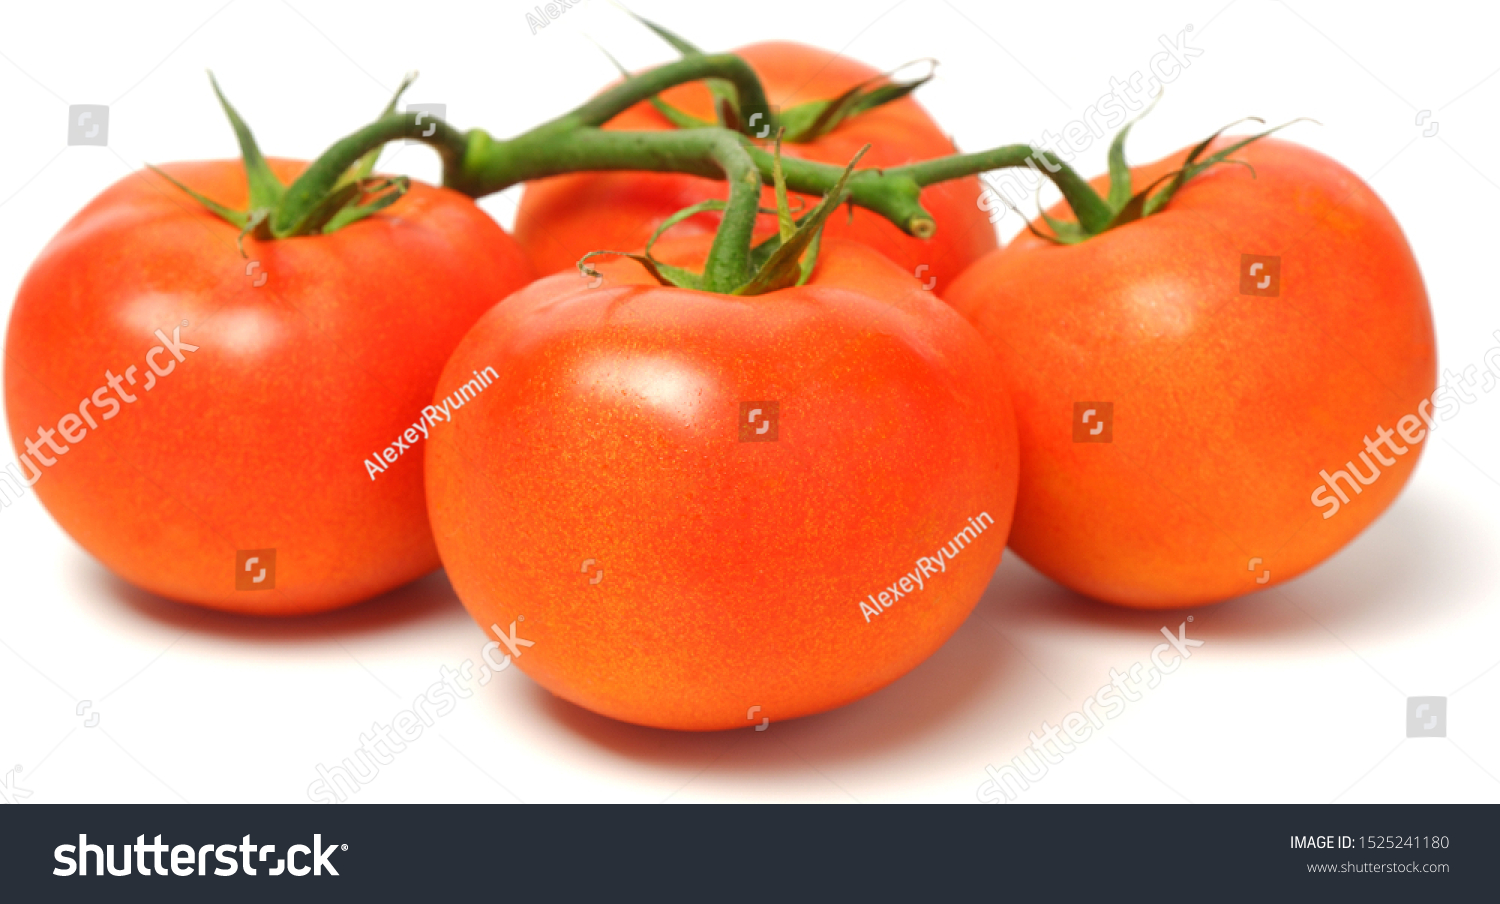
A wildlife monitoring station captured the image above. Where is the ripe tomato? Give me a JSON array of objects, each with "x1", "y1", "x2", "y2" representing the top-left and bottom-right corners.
[
  {"x1": 4, "y1": 159, "x2": 533, "y2": 614},
  {"x1": 425, "y1": 238, "x2": 1018, "y2": 730},
  {"x1": 514, "y1": 41, "x2": 996, "y2": 293},
  {"x1": 946, "y1": 137, "x2": 1436, "y2": 607}
]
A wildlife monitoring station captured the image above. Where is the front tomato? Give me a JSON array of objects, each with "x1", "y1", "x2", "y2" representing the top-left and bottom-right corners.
[
  {"x1": 4, "y1": 160, "x2": 533, "y2": 613},
  {"x1": 425, "y1": 239, "x2": 1018, "y2": 730}
]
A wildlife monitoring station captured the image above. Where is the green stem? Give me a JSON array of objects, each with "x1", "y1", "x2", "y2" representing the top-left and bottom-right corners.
[
  {"x1": 277, "y1": 53, "x2": 775, "y2": 236},
  {"x1": 705, "y1": 157, "x2": 760, "y2": 291},
  {"x1": 888, "y1": 146, "x2": 1113, "y2": 234},
  {"x1": 448, "y1": 128, "x2": 1105, "y2": 240},
  {"x1": 564, "y1": 53, "x2": 773, "y2": 131},
  {"x1": 274, "y1": 113, "x2": 468, "y2": 235},
  {"x1": 280, "y1": 55, "x2": 1109, "y2": 244},
  {"x1": 445, "y1": 125, "x2": 932, "y2": 237},
  {"x1": 748, "y1": 145, "x2": 935, "y2": 238}
]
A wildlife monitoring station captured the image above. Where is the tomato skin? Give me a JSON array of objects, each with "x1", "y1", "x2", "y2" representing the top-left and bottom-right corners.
[
  {"x1": 426, "y1": 239, "x2": 1018, "y2": 730},
  {"x1": 514, "y1": 41, "x2": 996, "y2": 293},
  {"x1": 4, "y1": 159, "x2": 533, "y2": 614},
  {"x1": 946, "y1": 138, "x2": 1436, "y2": 607}
]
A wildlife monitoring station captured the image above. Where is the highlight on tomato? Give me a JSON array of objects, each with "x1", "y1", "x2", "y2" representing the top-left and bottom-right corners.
[
  {"x1": 426, "y1": 155, "x2": 1020, "y2": 729},
  {"x1": 3, "y1": 77, "x2": 533, "y2": 614},
  {"x1": 944, "y1": 114, "x2": 1436, "y2": 607},
  {"x1": 513, "y1": 18, "x2": 997, "y2": 293}
]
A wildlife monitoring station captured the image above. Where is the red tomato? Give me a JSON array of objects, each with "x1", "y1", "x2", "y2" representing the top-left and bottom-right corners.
[
  {"x1": 4, "y1": 159, "x2": 533, "y2": 614},
  {"x1": 946, "y1": 137, "x2": 1436, "y2": 607},
  {"x1": 514, "y1": 41, "x2": 996, "y2": 293},
  {"x1": 425, "y1": 238, "x2": 1018, "y2": 730}
]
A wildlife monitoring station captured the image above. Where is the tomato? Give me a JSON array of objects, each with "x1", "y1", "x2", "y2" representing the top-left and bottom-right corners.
[
  {"x1": 945, "y1": 137, "x2": 1436, "y2": 607},
  {"x1": 514, "y1": 41, "x2": 996, "y2": 293},
  {"x1": 425, "y1": 237, "x2": 1018, "y2": 730},
  {"x1": 4, "y1": 159, "x2": 533, "y2": 614}
]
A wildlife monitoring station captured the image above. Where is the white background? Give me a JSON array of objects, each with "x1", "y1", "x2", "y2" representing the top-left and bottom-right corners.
[{"x1": 2, "y1": 0, "x2": 1498, "y2": 804}]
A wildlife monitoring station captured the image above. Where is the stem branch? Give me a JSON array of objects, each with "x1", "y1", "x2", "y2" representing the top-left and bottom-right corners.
[
  {"x1": 565, "y1": 53, "x2": 773, "y2": 131},
  {"x1": 887, "y1": 146, "x2": 1112, "y2": 233},
  {"x1": 284, "y1": 55, "x2": 1110, "y2": 243},
  {"x1": 276, "y1": 113, "x2": 468, "y2": 234}
]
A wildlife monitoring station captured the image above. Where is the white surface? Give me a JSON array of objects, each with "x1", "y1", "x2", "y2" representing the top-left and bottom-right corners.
[{"x1": 2, "y1": 0, "x2": 1498, "y2": 804}]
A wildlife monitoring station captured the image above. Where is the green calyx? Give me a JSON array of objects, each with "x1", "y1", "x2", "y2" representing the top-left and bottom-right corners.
[
  {"x1": 620, "y1": 11, "x2": 934, "y2": 144},
  {"x1": 776, "y1": 59, "x2": 936, "y2": 143},
  {"x1": 1021, "y1": 98, "x2": 1314, "y2": 245},
  {"x1": 151, "y1": 73, "x2": 418, "y2": 253},
  {"x1": 579, "y1": 134, "x2": 865, "y2": 296}
]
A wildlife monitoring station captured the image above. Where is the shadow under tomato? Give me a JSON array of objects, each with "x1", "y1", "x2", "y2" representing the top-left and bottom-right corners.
[
  {"x1": 89, "y1": 564, "x2": 466, "y2": 643},
  {"x1": 518, "y1": 579, "x2": 1035, "y2": 779},
  {"x1": 991, "y1": 486, "x2": 1482, "y2": 645}
]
